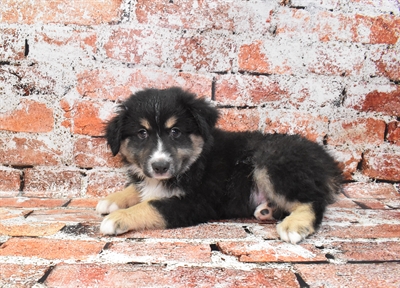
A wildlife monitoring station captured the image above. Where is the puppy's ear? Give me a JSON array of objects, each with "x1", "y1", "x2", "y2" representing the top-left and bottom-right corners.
[
  {"x1": 105, "y1": 114, "x2": 122, "y2": 156},
  {"x1": 188, "y1": 97, "x2": 219, "y2": 140}
]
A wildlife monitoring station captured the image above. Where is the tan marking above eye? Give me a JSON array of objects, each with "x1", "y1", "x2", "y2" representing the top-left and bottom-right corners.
[
  {"x1": 165, "y1": 116, "x2": 177, "y2": 129},
  {"x1": 140, "y1": 118, "x2": 151, "y2": 130}
]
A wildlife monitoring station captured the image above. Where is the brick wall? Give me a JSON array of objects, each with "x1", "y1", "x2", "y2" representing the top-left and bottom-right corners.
[{"x1": 0, "y1": 0, "x2": 399, "y2": 198}]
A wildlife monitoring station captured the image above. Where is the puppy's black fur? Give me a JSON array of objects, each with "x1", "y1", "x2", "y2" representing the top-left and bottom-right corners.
[{"x1": 99, "y1": 87, "x2": 343, "y2": 243}]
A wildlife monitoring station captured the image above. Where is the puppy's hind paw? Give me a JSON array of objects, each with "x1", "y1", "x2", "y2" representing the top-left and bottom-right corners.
[
  {"x1": 254, "y1": 201, "x2": 276, "y2": 221},
  {"x1": 96, "y1": 199, "x2": 119, "y2": 215},
  {"x1": 276, "y1": 224, "x2": 306, "y2": 244}
]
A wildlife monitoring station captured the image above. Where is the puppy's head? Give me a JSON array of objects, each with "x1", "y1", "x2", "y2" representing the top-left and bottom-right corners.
[{"x1": 106, "y1": 87, "x2": 219, "y2": 180}]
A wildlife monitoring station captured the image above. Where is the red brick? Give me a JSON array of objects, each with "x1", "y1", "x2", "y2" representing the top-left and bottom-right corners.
[
  {"x1": 0, "y1": 99, "x2": 53, "y2": 133},
  {"x1": 122, "y1": 223, "x2": 248, "y2": 240},
  {"x1": 215, "y1": 74, "x2": 289, "y2": 106},
  {"x1": 238, "y1": 40, "x2": 294, "y2": 75},
  {"x1": 44, "y1": 264, "x2": 298, "y2": 287},
  {"x1": 319, "y1": 224, "x2": 400, "y2": 239},
  {"x1": 0, "y1": 197, "x2": 68, "y2": 208},
  {"x1": 387, "y1": 121, "x2": 400, "y2": 145},
  {"x1": 343, "y1": 182, "x2": 399, "y2": 199},
  {"x1": 323, "y1": 207, "x2": 400, "y2": 223},
  {"x1": 0, "y1": 263, "x2": 50, "y2": 287},
  {"x1": 0, "y1": 222, "x2": 65, "y2": 237},
  {"x1": 23, "y1": 168, "x2": 82, "y2": 198},
  {"x1": 0, "y1": 167, "x2": 21, "y2": 193},
  {"x1": 106, "y1": 241, "x2": 211, "y2": 263},
  {"x1": 0, "y1": 208, "x2": 32, "y2": 221},
  {"x1": 276, "y1": 9, "x2": 400, "y2": 44},
  {"x1": 372, "y1": 47, "x2": 400, "y2": 81},
  {"x1": 136, "y1": 0, "x2": 234, "y2": 30},
  {"x1": 361, "y1": 150, "x2": 400, "y2": 182},
  {"x1": 0, "y1": 0, "x2": 123, "y2": 25},
  {"x1": 352, "y1": 198, "x2": 388, "y2": 210},
  {"x1": 68, "y1": 198, "x2": 98, "y2": 208},
  {"x1": 346, "y1": 86, "x2": 400, "y2": 117},
  {"x1": 218, "y1": 241, "x2": 326, "y2": 263},
  {"x1": 0, "y1": 137, "x2": 60, "y2": 166},
  {"x1": 354, "y1": 14, "x2": 400, "y2": 44},
  {"x1": 327, "y1": 118, "x2": 385, "y2": 146},
  {"x1": 264, "y1": 111, "x2": 329, "y2": 143},
  {"x1": 296, "y1": 263, "x2": 400, "y2": 288},
  {"x1": 74, "y1": 137, "x2": 123, "y2": 168},
  {"x1": 9, "y1": 65, "x2": 57, "y2": 96},
  {"x1": 86, "y1": 170, "x2": 127, "y2": 198},
  {"x1": 306, "y1": 42, "x2": 365, "y2": 76},
  {"x1": 62, "y1": 99, "x2": 114, "y2": 136},
  {"x1": 0, "y1": 238, "x2": 105, "y2": 260},
  {"x1": 35, "y1": 29, "x2": 97, "y2": 54},
  {"x1": 174, "y1": 35, "x2": 233, "y2": 72},
  {"x1": 104, "y1": 28, "x2": 165, "y2": 66},
  {"x1": 276, "y1": 9, "x2": 353, "y2": 42},
  {"x1": 330, "y1": 148, "x2": 362, "y2": 180},
  {"x1": 329, "y1": 193, "x2": 360, "y2": 209},
  {"x1": 28, "y1": 209, "x2": 102, "y2": 223},
  {"x1": 0, "y1": 28, "x2": 25, "y2": 60},
  {"x1": 217, "y1": 108, "x2": 260, "y2": 132},
  {"x1": 76, "y1": 68, "x2": 212, "y2": 101}
]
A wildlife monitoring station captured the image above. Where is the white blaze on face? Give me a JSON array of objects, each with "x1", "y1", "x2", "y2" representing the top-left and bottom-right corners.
[{"x1": 148, "y1": 137, "x2": 173, "y2": 178}]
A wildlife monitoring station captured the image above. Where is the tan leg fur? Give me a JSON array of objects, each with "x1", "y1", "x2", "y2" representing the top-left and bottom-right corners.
[{"x1": 96, "y1": 185, "x2": 141, "y2": 215}]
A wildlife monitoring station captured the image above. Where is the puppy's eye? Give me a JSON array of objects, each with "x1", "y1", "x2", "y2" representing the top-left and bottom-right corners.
[
  {"x1": 170, "y1": 127, "x2": 181, "y2": 139},
  {"x1": 137, "y1": 129, "x2": 148, "y2": 139}
]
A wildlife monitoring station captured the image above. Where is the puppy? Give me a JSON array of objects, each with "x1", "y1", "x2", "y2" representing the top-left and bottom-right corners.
[{"x1": 96, "y1": 87, "x2": 342, "y2": 244}]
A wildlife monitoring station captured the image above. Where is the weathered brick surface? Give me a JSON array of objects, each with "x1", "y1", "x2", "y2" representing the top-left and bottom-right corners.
[
  {"x1": 296, "y1": 263, "x2": 400, "y2": 288},
  {"x1": 105, "y1": 241, "x2": 211, "y2": 263},
  {"x1": 327, "y1": 118, "x2": 385, "y2": 146},
  {"x1": 387, "y1": 121, "x2": 400, "y2": 145},
  {"x1": 0, "y1": 28, "x2": 26, "y2": 61},
  {"x1": 0, "y1": 0, "x2": 123, "y2": 25},
  {"x1": 44, "y1": 264, "x2": 299, "y2": 288},
  {"x1": 217, "y1": 241, "x2": 326, "y2": 263},
  {"x1": 217, "y1": 108, "x2": 260, "y2": 132},
  {"x1": 343, "y1": 182, "x2": 399, "y2": 199},
  {"x1": 74, "y1": 137, "x2": 123, "y2": 168},
  {"x1": 85, "y1": 170, "x2": 127, "y2": 198},
  {"x1": 0, "y1": 137, "x2": 60, "y2": 166},
  {"x1": 0, "y1": 99, "x2": 53, "y2": 133},
  {"x1": 0, "y1": 167, "x2": 21, "y2": 193},
  {"x1": 77, "y1": 68, "x2": 212, "y2": 101},
  {"x1": 345, "y1": 84, "x2": 400, "y2": 117},
  {"x1": 0, "y1": 238, "x2": 105, "y2": 260},
  {"x1": 23, "y1": 168, "x2": 82, "y2": 198},
  {"x1": 0, "y1": 197, "x2": 68, "y2": 208},
  {"x1": 361, "y1": 150, "x2": 400, "y2": 182},
  {"x1": 0, "y1": 263, "x2": 50, "y2": 288},
  {"x1": 0, "y1": 222, "x2": 65, "y2": 237}
]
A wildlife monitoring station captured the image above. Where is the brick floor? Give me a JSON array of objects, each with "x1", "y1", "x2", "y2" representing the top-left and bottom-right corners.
[{"x1": 0, "y1": 189, "x2": 399, "y2": 287}]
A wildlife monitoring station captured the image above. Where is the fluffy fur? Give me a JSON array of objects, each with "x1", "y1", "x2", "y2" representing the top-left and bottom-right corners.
[{"x1": 96, "y1": 87, "x2": 343, "y2": 244}]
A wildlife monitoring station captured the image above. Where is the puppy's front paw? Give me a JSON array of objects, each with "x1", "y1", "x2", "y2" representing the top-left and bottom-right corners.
[
  {"x1": 96, "y1": 185, "x2": 141, "y2": 215},
  {"x1": 100, "y1": 211, "x2": 129, "y2": 235},
  {"x1": 276, "y1": 214, "x2": 315, "y2": 244},
  {"x1": 96, "y1": 200, "x2": 120, "y2": 215},
  {"x1": 99, "y1": 202, "x2": 167, "y2": 235}
]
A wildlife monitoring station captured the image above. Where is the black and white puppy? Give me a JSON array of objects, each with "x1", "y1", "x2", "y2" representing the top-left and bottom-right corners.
[{"x1": 96, "y1": 87, "x2": 342, "y2": 244}]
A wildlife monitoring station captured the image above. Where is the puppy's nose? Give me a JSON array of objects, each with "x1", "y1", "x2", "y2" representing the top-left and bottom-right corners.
[{"x1": 151, "y1": 160, "x2": 170, "y2": 174}]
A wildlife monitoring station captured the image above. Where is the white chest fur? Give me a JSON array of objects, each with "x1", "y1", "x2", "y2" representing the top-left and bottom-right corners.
[{"x1": 138, "y1": 177, "x2": 185, "y2": 201}]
